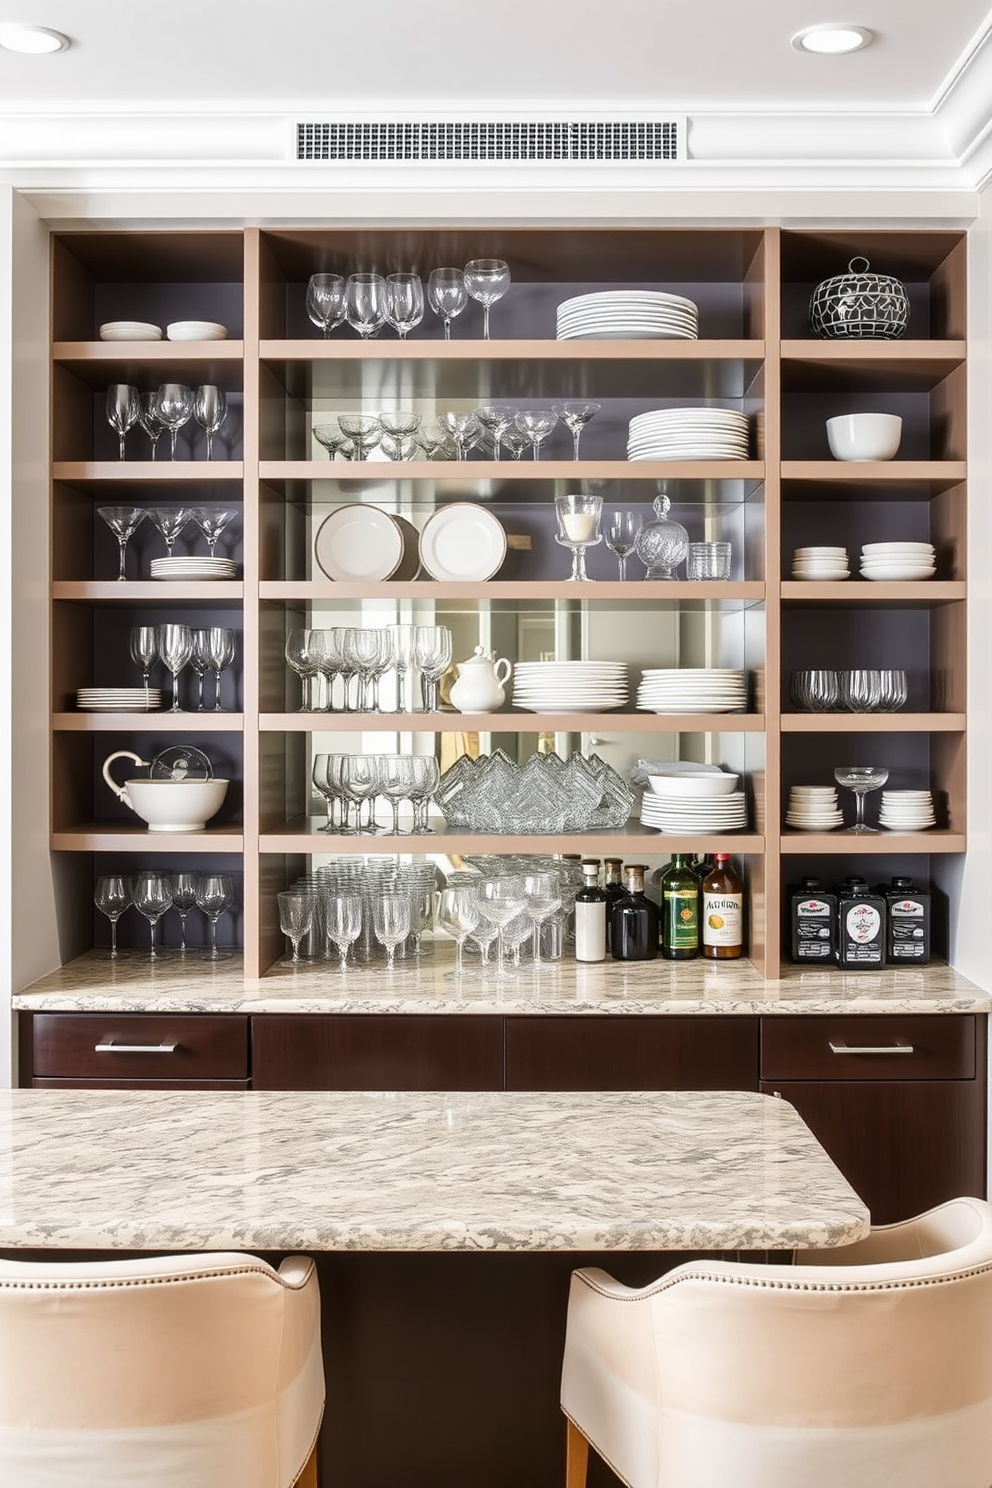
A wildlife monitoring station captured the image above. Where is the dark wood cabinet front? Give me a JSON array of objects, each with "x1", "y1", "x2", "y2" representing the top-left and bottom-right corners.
[
  {"x1": 23, "y1": 1013, "x2": 249, "y2": 1086},
  {"x1": 505, "y1": 1016, "x2": 758, "y2": 1090},
  {"x1": 251, "y1": 1014, "x2": 505, "y2": 1091}
]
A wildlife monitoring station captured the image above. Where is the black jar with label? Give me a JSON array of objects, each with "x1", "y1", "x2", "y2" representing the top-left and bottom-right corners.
[
  {"x1": 836, "y1": 880, "x2": 887, "y2": 969},
  {"x1": 878, "y1": 876, "x2": 931, "y2": 964},
  {"x1": 789, "y1": 876, "x2": 837, "y2": 964}
]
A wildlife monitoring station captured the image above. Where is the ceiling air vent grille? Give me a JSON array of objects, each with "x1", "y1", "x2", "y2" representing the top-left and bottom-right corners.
[{"x1": 296, "y1": 120, "x2": 684, "y2": 163}]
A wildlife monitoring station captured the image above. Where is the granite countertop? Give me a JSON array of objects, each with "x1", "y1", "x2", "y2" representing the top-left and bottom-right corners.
[
  {"x1": 12, "y1": 946, "x2": 990, "y2": 1015},
  {"x1": 0, "y1": 1087, "x2": 869, "y2": 1252}
]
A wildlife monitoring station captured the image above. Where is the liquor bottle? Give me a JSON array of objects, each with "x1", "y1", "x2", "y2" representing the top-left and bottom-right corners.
[
  {"x1": 602, "y1": 857, "x2": 626, "y2": 949},
  {"x1": 789, "y1": 876, "x2": 837, "y2": 964},
  {"x1": 701, "y1": 854, "x2": 744, "y2": 960},
  {"x1": 660, "y1": 853, "x2": 700, "y2": 960},
  {"x1": 879, "y1": 876, "x2": 931, "y2": 964},
  {"x1": 836, "y1": 880, "x2": 886, "y2": 969},
  {"x1": 574, "y1": 861, "x2": 609, "y2": 963},
  {"x1": 610, "y1": 864, "x2": 659, "y2": 962}
]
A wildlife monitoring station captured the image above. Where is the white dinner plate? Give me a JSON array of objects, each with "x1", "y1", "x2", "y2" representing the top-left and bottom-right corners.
[
  {"x1": 860, "y1": 565, "x2": 935, "y2": 581},
  {"x1": 558, "y1": 326, "x2": 698, "y2": 341},
  {"x1": 314, "y1": 506, "x2": 408, "y2": 582},
  {"x1": 99, "y1": 321, "x2": 163, "y2": 341},
  {"x1": 557, "y1": 290, "x2": 699, "y2": 312},
  {"x1": 166, "y1": 320, "x2": 229, "y2": 341},
  {"x1": 419, "y1": 504, "x2": 507, "y2": 582}
]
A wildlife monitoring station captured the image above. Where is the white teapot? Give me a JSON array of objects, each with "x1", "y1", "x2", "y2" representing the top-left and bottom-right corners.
[{"x1": 448, "y1": 645, "x2": 512, "y2": 714}]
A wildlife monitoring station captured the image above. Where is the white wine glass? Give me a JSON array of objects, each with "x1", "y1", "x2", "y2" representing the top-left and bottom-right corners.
[
  {"x1": 344, "y1": 273, "x2": 386, "y2": 339},
  {"x1": 278, "y1": 890, "x2": 315, "y2": 962},
  {"x1": 605, "y1": 510, "x2": 641, "y2": 580},
  {"x1": 94, "y1": 874, "x2": 132, "y2": 959},
  {"x1": 306, "y1": 272, "x2": 346, "y2": 337},
  {"x1": 551, "y1": 400, "x2": 601, "y2": 459},
  {"x1": 196, "y1": 874, "x2": 234, "y2": 958},
  {"x1": 106, "y1": 384, "x2": 139, "y2": 460},
  {"x1": 477, "y1": 876, "x2": 528, "y2": 980},
  {"x1": 383, "y1": 272, "x2": 425, "y2": 338},
  {"x1": 170, "y1": 872, "x2": 200, "y2": 953},
  {"x1": 129, "y1": 624, "x2": 159, "y2": 696},
  {"x1": 136, "y1": 392, "x2": 166, "y2": 460},
  {"x1": 158, "y1": 622, "x2": 193, "y2": 712},
  {"x1": 97, "y1": 505, "x2": 147, "y2": 582},
  {"x1": 522, "y1": 871, "x2": 561, "y2": 968},
  {"x1": 193, "y1": 385, "x2": 227, "y2": 461},
  {"x1": 436, "y1": 886, "x2": 481, "y2": 980},
  {"x1": 324, "y1": 893, "x2": 362, "y2": 969},
  {"x1": 463, "y1": 258, "x2": 510, "y2": 339},
  {"x1": 154, "y1": 383, "x2": 194, "y2": 460},
  {"x1": 427, "y1": 267, "x2": 467, "y2": 340},
  {"x1": 834, "y1": 765, "x2": 889, "y2": 834},
  {"x1": 132, "y1": 870, "x2": 174, "y2": 960},
  {"x1": 203, "y1": 626, "x2": 236, "y2": 711},
  {"x1": 372, "y1": 892, "x2": 412, "y2": 973},
  {"x1": 413, "y1": 625, "x2": 452, "y2": 712},
  {"x1": 190, "y1": 629, "x2": 212, "y2": 711}
]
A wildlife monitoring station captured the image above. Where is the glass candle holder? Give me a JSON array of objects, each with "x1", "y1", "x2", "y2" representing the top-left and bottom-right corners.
[
  {"x1": 687, "y1": 540, "x2": 732, "y2": 581},
  {"x1": 554, "y1": 494, "x2": 603, "y2": 581}
]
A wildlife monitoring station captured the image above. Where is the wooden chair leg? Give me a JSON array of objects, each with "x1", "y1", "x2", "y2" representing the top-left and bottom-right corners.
[
  {"x1": 565, "y1": 1415, "x2": 589, "y2": 1488},
  {"x1": 296, "y1": 1443, "x2": 318, "y2": 1488}
]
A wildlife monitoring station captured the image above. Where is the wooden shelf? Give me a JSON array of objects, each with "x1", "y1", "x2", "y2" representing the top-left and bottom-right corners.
[
  {"x1": 53, "y1": 463, "x2": 245, "y2": 482},
  {"x1": 780, "y1": 582, "x2": 965, "y2": 605},
  {"x1": 261, "y1": 338, "x2": 764, "y2": 362},
  {"x1": 781, "y1": 461, "x2": 966, "y2": 484},
  {"x1": 53, "y1": 582, "x2": 243, "y2": 602},
  {"x1": 260, "y1": 581, "x2": 764, "y2": 603},
  {"x1": 781, "y1": 341, "x2": 966, "y2": 366},
  {"x1": 780, "y1": 830, "x2": 965, "y2": 854},
  {"x1": 781, "y1": 713, "x2": 965, "y2": 733},
  {"x1": 261, "y1": 711, "x2": 767, "y2": 733},
  {"x1": 261, "y1": 818, "x2": 765, "y2": 856},
  {"x1": 54, "y1": 341, "x2": 245, "y2": 362},
  {"x1": 51, "y1": 826, "x2": 245, "y2": 852},
  {"x1": 53, "y1": 712, "x2": 245, "y2": 732},
  {"x1": 259, "y1": 459, "x2": 766, "y2": 482}
]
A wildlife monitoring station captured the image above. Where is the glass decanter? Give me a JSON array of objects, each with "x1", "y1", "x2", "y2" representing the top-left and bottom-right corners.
[{"x1": 633, "y1": 491, "x2": 689, "y2": 580}]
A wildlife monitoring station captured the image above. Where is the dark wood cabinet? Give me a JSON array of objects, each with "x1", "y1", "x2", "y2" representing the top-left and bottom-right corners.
[
  {"x1": 250, "y1": 1014, "x2": 505, "y2": 1091},
  {"x1": 505, "y1": 1016, "x2": 757, "y2": 1090},
  {"x1": 21, "y1": 1013, "x2": 249, "y2": 1087}
]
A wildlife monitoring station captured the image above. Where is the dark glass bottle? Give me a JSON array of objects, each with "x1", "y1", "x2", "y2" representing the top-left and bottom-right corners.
[
  {"x1": 660, "y1": 854, "x2": 700, "y2": 960},
  {"x1": 575, "y1": 861, "x2": 609, "y2": 963},
  {"x1": 610, "y1": 864, "x2": 659, "y2": 962},
  {"x1": 602, "y1": 857, "x2": 626, "y2": 949},
  {"x1": 701, "y1": 854, "x2": 744, "y2": 960}
]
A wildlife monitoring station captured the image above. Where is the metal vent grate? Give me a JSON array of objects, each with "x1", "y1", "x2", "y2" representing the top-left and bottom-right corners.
[{"x1": 296, "y1": 119, "x2": 683, "y2": 163}]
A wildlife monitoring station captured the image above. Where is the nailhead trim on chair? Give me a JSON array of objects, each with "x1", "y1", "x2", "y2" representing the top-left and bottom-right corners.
[
  {"x1": 0, "y1": 1263, "x2": 311, "y2": 1292},
  {"x1": 577, "y1": 1259, "x2": 992, "y2": 1300}
]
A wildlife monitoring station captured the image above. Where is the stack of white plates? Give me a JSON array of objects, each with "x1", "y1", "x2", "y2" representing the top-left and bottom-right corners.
[
  {"x1": 99, "y1": 320, "x2": 163, "y2": 341},
  {"x1": 860, "y1": 542, "x2": 936, "y2": 582},
  {"x1": 512, "y1": 661, "x2": 629, "y2": 713},
  {"x1": 150, "y1": 556, "x2": 239, "y2": 580},
  {"x1": 791, "y1": 546, "x2": 850, "y2": 581},
  {"x1": 879, "y1": 789, "x2": 935, "y2": 830},
  {"x1": 166, "y1": 320, "x2": 228, "y2": 341},
  {"x1": 640, "y1": 791, "x2": 748, "y2": 834},
  {"x1": 556, "y1": 290, "x2": 699, "y2": 341},
  {"x1": 627, "y1": 408, "x2": 750, "y2": 462},
  {"x1": 77, "y1": 687, "x2": 162, "y2": 713},
  {"x1": 786, "y1": 785, "x2": 843, "y2": 831},
  {"x1": 636, "y1": 668, "x2": 747, "y2": 714}
]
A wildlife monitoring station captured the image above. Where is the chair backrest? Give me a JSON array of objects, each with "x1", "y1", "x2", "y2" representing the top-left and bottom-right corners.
[{"x1": 0, "y1": 1251, "x2": 324, "y2": 1488}]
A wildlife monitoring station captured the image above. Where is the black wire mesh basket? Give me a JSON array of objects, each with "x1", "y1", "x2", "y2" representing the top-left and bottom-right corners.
[{"x1": 809, "y1": 257, "x2": 910, "y2": 340}]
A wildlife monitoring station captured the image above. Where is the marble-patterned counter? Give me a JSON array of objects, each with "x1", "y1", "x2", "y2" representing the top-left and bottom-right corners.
[
  {"x1": 13, "y1": 946, "x2": 990, "y2": 1016},
  {"x1": 0, "y1": 1088, "x2": 869, "y2": 1252}
]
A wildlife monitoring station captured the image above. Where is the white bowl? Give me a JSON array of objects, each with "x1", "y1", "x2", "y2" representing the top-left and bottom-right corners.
[
  {"x1": 99, "y1": 320, "x2": 163, "y2": 341},
  {"x1": 860, "y1": 564, "x2": 935, "y2": 581},
  {"x1": 648, "y1": 772, "x2": 739, "y2": 798},
  {"x1": 124, "y1": 778, "x2": 228, "y2": 832},
  {"x1": 826, "y1": 413, "x2": 902, "y2": 462},
  {"x1": 862, "y1": 541, "x2": 934, "y2": 555},
  {"x1": 166, "y1": 320, "x2": 228, "y2": 341}
]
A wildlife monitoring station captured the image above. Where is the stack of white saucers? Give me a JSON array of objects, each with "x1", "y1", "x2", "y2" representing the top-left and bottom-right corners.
[
  {"x1": 512, "y1": 661, "x2": 629, "y2": 713},
  {"x1": 791, "y1": 546, "x2": 850, "y2": 581},
  {"x1": 640, "y1": 791, "x2": 748, "y2": 835},
  {"x1": 878, "y1": 789, "x2": 935, "y2": 830},
  {"x1": 77, "y1": 687, "x2": 162, "y2": 713},
  {"x1": 556, "y1": 290, "x2": 698, "y2": 341},
  {"x1": 786, "y1": 785, "x2": 843, "y2": 831},
  {"x1": 859, "y1": 542, "x2": 936, "y2": 582},
  {"x1": 150, "y1": 556, "x2": 238, "y2": 580},
  {"x1": 627, "y1": 408, "x2": 750, "y2": 462},
  {"x1": 636, "y1": 668, "x2": 747, "y2": 714},
  {"x1": 99, "y1": 320, "x2": 163, "y2": 341}
]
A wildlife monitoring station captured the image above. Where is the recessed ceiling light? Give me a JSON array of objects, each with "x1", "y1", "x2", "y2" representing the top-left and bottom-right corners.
[
  {"x1": 0, "y1": 24, "x2": 71, "y2": 54},
  {"x1": 792, "y1": 24, "x2": 873, "y2": 54}
]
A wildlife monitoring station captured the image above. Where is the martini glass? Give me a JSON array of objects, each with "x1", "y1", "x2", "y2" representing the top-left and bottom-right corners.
[
  {"x1": 474, "y1": 404, "x2": 518, "y2": 460},
  {"x1": 552, "y1": 400, "x2": 602, "y2": 459},
  {"x1": 97, "y1": 505, "x2": 147, "y2": 581},
  {"x1": 463, "y1": 258, "x2": 510, "y2": 339},
  {"x1": 106, "y1": 384, "x2": 139, "y2": 460},
  {"x1": 515, "y1": 408, "x2": 558, "y2": 461},
  {"x1": 146, "y1": 507, "x2": 191, "y2": 558},
  {"x1": 189, "y1": 506, "x2": 238, "y2": 557},
  {"x1": 438, "y1": 411, "x2": 480, "y2": 461},
  {"x1": 834, "y1": 765, "x2": 889, "y2": 834},
  {"x1": 306, "y1": 273, "x2": 346, "y2": 337}
]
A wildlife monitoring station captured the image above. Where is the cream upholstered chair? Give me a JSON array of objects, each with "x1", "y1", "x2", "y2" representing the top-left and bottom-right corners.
[
  {"x1": 0, "y1": 1250, "x2": 324, "y2": 1488},
  {"x1": 561, "y1": 1196, "x2": 992, "y2": 1488}
]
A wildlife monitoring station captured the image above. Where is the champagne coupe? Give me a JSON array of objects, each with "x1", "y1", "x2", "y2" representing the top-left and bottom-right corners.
[
  {"x1": 313, "y1": 423, "x2": 349, "y2": 461},
  {"x1": 344, "y1": 272, "x2": 386, "y2": 339},
  {"x1": 337, "y1": 414, "x2": 383, "y2": 460},
  {"x1": 132, "y1": 870, "x2": 174, "y2": 960},
  {"x1": 136, "y1": 392, "x2": 166, "y2": 460},
  {"x1": 463, "y1": 258, "x2": 511, "y2": 339},
  {"x1": 195, "y1": 874, "x2": 234, "y2": 958},
  {"x1": 278, "y1": 890, "x2": 315, "y2": 962},
  {"x1": 94, "y1": 874, "x2": 132, "y2": 959},
  {"x1": 97, "y1": 505, "x2": 147, "y2": 582},
  {"x1": 203, "y1": 626, "x2": 236, "y2": 711},
  {"x1": 551, "y1": 400, "x2": 602, "y2": 459},
  {"x1": 380, "y1": 410, "x2": 422, "y2": 453},
  {"x1": 372, "y1": 893, "x2": 412, "y2": 973},
  {"x1": 324, "y1": 893, "x2": 362, "y2": 969},
  {"x1": 193, "y1": 385, "x2": 227, "y2": 461},
  {"x1": 473, "y1": 404, "x2": 518, "y2": 460},
  {"x1": 159, "y1": 622, "x2": 193, "y2": 712},
  {"x1": 129, "y1": 624, "x2": 159, "y2": 696},
  {"x1": 438, "y1": 411, "x2": 480, "y2": 461},
  {"x1": 306, "y1": 272, "x2": 346, "y2": 337},
  {"x1": 189, "y1": 506, "x2": 238, "y2": 557},
  {"x1": 146, "y1": 506, "x2": 190, "y2": 558},
  {"x1": 477, "y1": 876, "x2": 528, "y2": 980},
  {"x1": 501, "y1": 425, "x2": 530, "y2": 460},
  {"x1": 555, "y1": 493, "x2": 603, "y2": 582},
  {"x1": 436, "y1": 887, "x2": 481, "y2": 980},
  {"x1": 514, "y1": 408, "x2": 558, "y2": 461},
  {"x1": 605, "y1": 510, "x2": 641, "y2": 580},
  {"x1": 170, "y1": 872, "x2": 200, "y2": 953},
  {"x1": 383, "y1": 272, "x2": 425, "y2": 338},
  {"x1": 106, "y1": 384, "x2": 139, "y2": 460},
  {"x1": 834, "y1": 765, "x2": 890, "y2": 834},
  {"x1": 154, "y1": 383, "x2": 194, "y2": 459},
  {"x1": 427, "y1": 267, "x2": 467, "y2": 340}
]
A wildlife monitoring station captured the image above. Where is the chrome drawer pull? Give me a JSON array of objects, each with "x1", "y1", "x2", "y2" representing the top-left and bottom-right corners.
[
  {"x1": 828, "y1": 1041, "x2": 914, "y2": 1055},
  {"x1": 94, "y1": 1042, "x2": 179, "y2": 1054}
]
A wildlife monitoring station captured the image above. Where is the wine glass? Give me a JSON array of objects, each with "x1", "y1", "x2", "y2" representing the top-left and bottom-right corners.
[
  {"x1": 834, "y1": 765, "x2": 890, "y2": 834},
  {"x1": 129, "y1": 625, "x2": 159, "y2": 696},
  {"x1": 473, "y1": 404, "x2": 518, "y2": 460},
  {"x1": 189, "y1": 506, "x2": 238, "y2": 557},
  {"x1": 285, "y1": 628, "x2": 319, "y2": 712},
  {"x1": 427, "y1": 267, "x2": 467, "y2": 340},
  {"x1": 408, "y1": 756, "x2": 440, "y2": 834},
  {"x1": 323, "y1": 893, "x2": 363, "y2": 969},
  {"x1": 551, "y1": 400, "x2": 601, "y2": 459},
  {"x1": 383, "y1": 272, "x2": 425, "y2": 338},
  {"x1": 94, "y1": 874, "x2": 132, "y2": 959},
  {"x1": 136, "y1": 392, "x2": 166, "y2": 460},
  {"x1": 196, "y1": 874, "x2": 234, "y2": 958},
  {"x1": 413, "y1": 625, "x2": 452, "y2": 712},
  {"x1": 97, "y1": 506, "x2": 147, "y2": 582},
  {"x1": 389, "y1": 622, "x2": 414, "y2": 712},
  {"x1": 154, "y1": 383, "x2": 194, "y2": 459},
  {"x1": 278, "y1": 890, "x2": 315, "y2": 962},
  {"x1": 438, "y1": 411, "x2": 480, "y2": 461},
  {"x1": 106, "y1": 384, "x2": 139, "y2": 460},
  {"x1": 337, "y1": 414, "x2": 383, "y2": 460},
  {"x1": 189, "y1": 629, "x2": 212, "y2": 711},
  {"x1": 306, "y1": 272, "x2": 346, "y2": 337},
  {"x1": 158, "y1": 623, "x2": 193, "y2": 712},
  {"x1": 146, "y1": 507, "x2": 190, "y2": 558},
  {"x1": 605, "y1": 510, "x2": 641, "y2": 580},
  {"x1": 463, "y1": 258, "x2": 510, "y2": 339},
  {"x1": 170, "y1": 872, "x2": 200, "y2": 953},
  {"x1": 477, "y1": 876, "x2": 528, "y2": 980},
  {"x1": 344, "y1": 273, "x2": 386, "y2": 339},
  {"x1": 378, "y1": 754, "x2": 416, "y2": 834},
  {"x1": 522, "y1": 871, "x2": 561, "y2": 968},
  {"x1": 193, "y1": 385, "x2": 227, "y2": 461},
  {"x1": 436, "y1": 887, "x2": 481, "y2": 980},
  {"x1": 132, "y1": 870, "x2": 174, "y2": 960},
  {"x1": 372, "y1": 893, "x2": 412, "y2": 973},
  {"x1": 203, "y1": 626, "x2": 236, "y2": 711},
  {"x1": 555, "y1": 493, "x2": 603, "y2": 581},
  {"x1": 342, "y1": 754, "x2": 381, "y2": 834},
  {"x1": 514, "y1": 408, "x2": 558, "y2": 461}
]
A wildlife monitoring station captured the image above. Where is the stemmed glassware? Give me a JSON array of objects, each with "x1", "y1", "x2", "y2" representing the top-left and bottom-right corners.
[
  {"x1": 514, "y1": 409, "x2": 558, "y2": 460},
  {"x1": 94, "y1": 874, "x2": 132, "y2": 959},
  {"x1": 159, "y1": 623, "x2": 193, "y2": 712},
  {"x1": 342, "y1": 755, "x2": 381, "y2": 833},
  {"x1": 378, "y1": 755, "x2": 416, "y2": 834},
  {"x1": 522, "y1": 872, "x2": 561, "y2": 968},
  {"x1": 473, "y1": 404, "x2": 518, "y2": 461},
  {"x1": 414, "y1": 625, "x2": 452, "y2": 711},
  {"x1": 193, "y1": 385, "x2": 227, "y2": 461},
  {"x1": 605, "y1": 510, "x2": 641, "y2": 580},
  {"x1": 154, "y1": 383, "x2": 194, "y2": 459},
  {"x1": 438, "y1": 411, "x2": 480, "y2": 461},
  {"x1": 383, "y1": 273, "x2": 425, "y2": 338},
  {"x1": 463, "y1": 258, "x2": 510, "y2": 338},
  {"x1": 324, "y1": 894, "x2": 362, "y2": 969},
  {"x1": 98, "y1": 506, "x2": 147, "y2": 582},
  {"x1": 408, "y1": 756, "x2": 440, "y2": 833},
  {"x1": 338, "y1": 414, "x2": 383, "y2": 460},
  {"x1": 202, "y1": 627, "x2": 236, "y2": 711},
  {"x1": 372, "y1": 893, "x2": 412, "y2": 973},
  {"x1": 436, "y1": 887, "x2": 481, "y2": 980},
  {"x1": 306, "y1": 273, "x2": 346, "y2": 337},
  {"x1": 313, "y1": 423, "x2": 350, "y2": 461},
  {"x1": 834, "y1": 765, "x2": 890, "y2": 834},
  {"x1": 551, "y1": 401, "x2": 601, "y2": 459},
  {"x1": 136, "y1": 392, "x2": 166, "y2": 460},
  {"x1": 170, "y1": 872, "x2": 200, "y2": 953},
  {"x1": 195, "y1": 874, "x2": 234, "y2": 958},
  {"x1": 146, "y1": 507, "x2": 190, "y2": 558},
  {"x1": 106, "y1": 384, "x2": 139, "y2": 460},
  {"x1": 380, "y1": 410, "x2": 421, "y2": 462},
  {"x1": 501, "y1": 426, "x2": 530, "y2": 460},
  {"x1": 286, "y1": 628, "x2": 319, "y2": 711},
  {"x1": 130, "y1": 624, "x2": 159, "y2": 697},
  {"x1": 278, "y1": 890, "x2": 315, "y2": 962},
  {"x1": 132, "y1": 871, "x2": 174, "y2": 960},
  {"x1": 555, "y1": 493, "x2": 603, "y2": 581},
  {"x1": 477, "y1": 876, "x2": 528, "y2": 980},
  {"x1": 427, "y1": 267, "x2": 468, "y2": 339},
  {"x1": 189, "y1": 506, "x2": 238, "y2": 556},
  {"x1": 190, "y1": 629, "x2": 212, "y2": 711},
  {"x1": 344, "y1": 273, "x2": 386, "y2": 338},
  {"x1": 389, "y1": 622, "x2": 414, "y2": 712}
]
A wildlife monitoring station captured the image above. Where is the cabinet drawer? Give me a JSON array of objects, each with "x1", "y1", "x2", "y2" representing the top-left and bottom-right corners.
[
  {"x1": 27, "y1": 1014, "x2": 249, "y2": 1082},
  {"x1": 251, "y1": 1015, "x2": 504, "y2": 1091},
  {"x1": 761, "y1": 1015, "x2": 975, "y2": 1082},
  {"x1": 506, "y1": 1016, "x2": 758, "y2": 1091}
]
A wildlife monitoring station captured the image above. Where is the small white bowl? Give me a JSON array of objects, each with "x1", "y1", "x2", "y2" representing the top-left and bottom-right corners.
[
  {"x1": 648, "y1": 772, "x2": 739, "y2": 798},
  {"x1": 166, "y1": 320, "x2": 229, "y2": 341},
  {"x1": 826, "y1": 413, "x2": 902, "y2": 462}
]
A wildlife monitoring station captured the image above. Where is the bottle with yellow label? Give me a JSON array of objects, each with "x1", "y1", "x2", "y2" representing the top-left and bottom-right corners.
[{"x1": 701, "y1": 853, "x2": 744, "y2": 960}]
